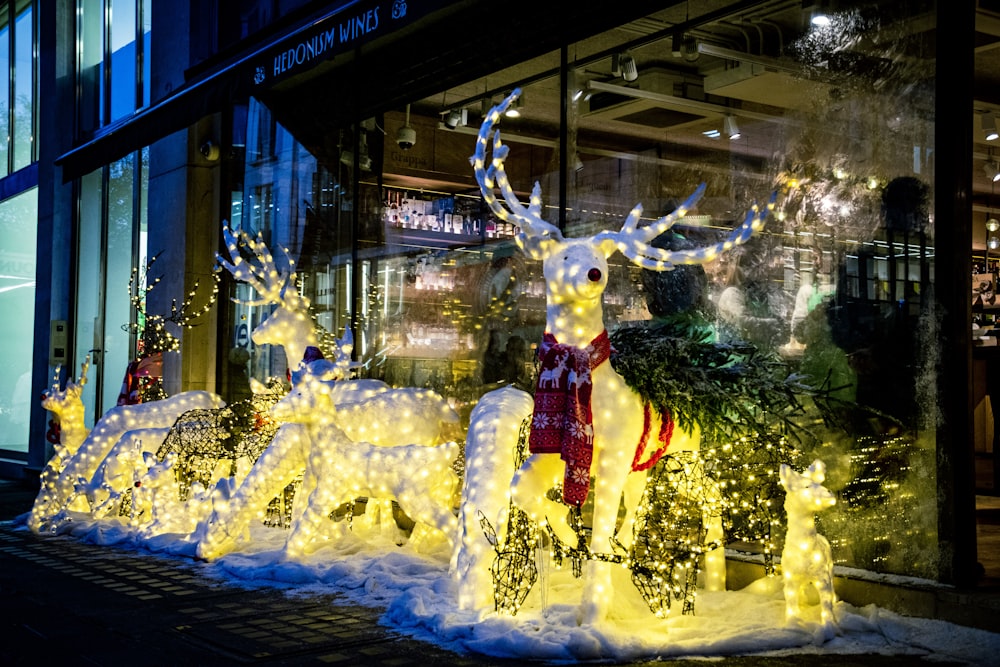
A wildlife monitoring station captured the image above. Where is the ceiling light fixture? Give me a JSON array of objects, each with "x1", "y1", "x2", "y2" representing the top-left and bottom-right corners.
[
  {"x1": 504, "y1": 93, "x2": 522, "y2": 118},
  {"x1": 803, "y1": 0, "x2": 834, "y2": 27},
  {"x1": 724, "y1": 114, "x2": 741, "y2": 140},
  {"x1": 983, "y1": 112, "x2": 999, "y2": 142},
  {"x1": 986, "y1": 161, "x2": 1000, "y2": 183},
  {"x1": 611, "y1": 52, "x2": 638, "y2": 82}
]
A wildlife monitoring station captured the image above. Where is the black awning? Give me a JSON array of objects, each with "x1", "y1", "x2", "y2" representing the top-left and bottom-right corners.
[
  {"x1": 251, "y1": 0, "x2": 678, "y2": 167},
  {"x1": 55, "y1": 0, "x2": 680, "y2": 181},
  {"x1": 54, "y1": 70, "x2": 245, "y2": 180},
  {"x1": 54, "y1": 0, "x2": 450, "y2": 181}
]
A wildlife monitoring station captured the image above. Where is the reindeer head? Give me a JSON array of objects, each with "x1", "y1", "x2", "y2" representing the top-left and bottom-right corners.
[
  {"x1": 471, "y1": 90, "x2": 773, "y2": 331},
  {"x1": 270, "y1": 358, "x2": 341, "y2": 424},
  {"x1": 780, "y1": 460, "x2": 836, "y2": 515},
  {"x1": 41, "y1": 356, "x2": 90, "y2": 419},
  {"x1": 217, "y1": 222, "x2": 318, "y2": 363}
]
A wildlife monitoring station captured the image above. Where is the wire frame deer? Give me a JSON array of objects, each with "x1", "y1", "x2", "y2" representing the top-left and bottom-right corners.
[
  {"x1": 217, "y1": 222, "x2": 318, "y2": 369},
  {"x1": 471, "y1": 89, "x2": 772, "y2": 624}
]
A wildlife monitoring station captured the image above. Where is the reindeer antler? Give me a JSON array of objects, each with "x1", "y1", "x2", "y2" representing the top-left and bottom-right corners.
[
  {"x1": 75, "y1": 355, "x2": 90, "y2": 389},
  {"x1": 596, "y1": 190, "x2": 776, "y2": 271},
  {"x1": 217, "y1": 222, "x2": 297, "y2": 306},
  {"x1": 471, "y1": 89, "x2": 563, "y2": 246}
]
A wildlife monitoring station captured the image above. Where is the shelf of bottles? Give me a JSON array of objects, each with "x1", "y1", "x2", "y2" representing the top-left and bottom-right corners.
[
  {"x1": 382, "y1": 187, "x2": 518, "y2": 249},
  {"x1": 973, "y1": 257, "x2": 1000, "y2": 320}
]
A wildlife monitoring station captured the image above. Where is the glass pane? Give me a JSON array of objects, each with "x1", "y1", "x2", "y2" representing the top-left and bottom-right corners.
[
  {"x1": 0, "y1": 19, "x2": 9, "y2": 177},
  {"x1": 109, "y1": 0, "x2": 136, "y2": 121},
  {"x1": 237, "y1": 97, "x2": 343, "y2": 380},
  {"x1": 564, "y1": 2, "x2": 937, "y2": 579},
  {"x1": 74, "y1": 168, "x2": 103, "y2": 425},
  {"x1": 141, "y1": 0, "x2": 149, "y2": 108},
  {"x1": 0, "y1": 187, "x2": 37, "y2": 451},
  {"x1": 218, "y1": 1, "x2": 938, "y2": 583},
  {"x1": 13, "y1": 0, "x2": 33, "y2": 170},
  {"x1": 103, "y1": 155, "x2": 136, "y2": 412},
  {"x1": 78, "y1": 0, "x2": 103, "y2": 132}
]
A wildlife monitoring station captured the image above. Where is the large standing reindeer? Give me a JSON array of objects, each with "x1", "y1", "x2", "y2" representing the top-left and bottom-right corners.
[{"x1": 472, "y1": 89, "x2": 771, "y2": 623}]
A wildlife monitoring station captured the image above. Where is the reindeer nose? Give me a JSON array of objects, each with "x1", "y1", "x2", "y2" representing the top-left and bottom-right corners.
[{"x1": 587, "y1": 268, "x2": 602, "y2": 282}]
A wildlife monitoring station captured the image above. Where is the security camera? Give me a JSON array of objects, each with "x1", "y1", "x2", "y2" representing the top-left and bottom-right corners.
[
  {"x1": 396, "y1": 125, "x2": 416, "y2": 150},
  {"x1": 200, "y1": 140, "x2": 220, "y2": 161},
  {"x1": 442, "y1": 108, "x2": 467, "y2": 130}
]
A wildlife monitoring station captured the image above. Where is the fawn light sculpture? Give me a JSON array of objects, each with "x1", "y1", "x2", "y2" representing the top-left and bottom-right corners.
[
  {"x1": 269, "y1": 359, "x2": 460, "y2": 559},
  {"x1": 779, "y1": 460, "x2": 839, "y2": 641},
  {"x1": 31, "y1": 359, "x2": 91, "y2": 532}
]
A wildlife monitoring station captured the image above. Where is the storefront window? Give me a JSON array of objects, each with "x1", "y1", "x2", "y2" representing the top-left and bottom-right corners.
[
  {"x1": 73, "y1": 149, "x2": 148, "y2": 425},
  {"x1": 12, "y1": 0, "x2": 33, "y2": 171},
  {"x1": 0, "y1": 0, "x2": 37, "y2": 176},
  {"x1": 78, "y1": 0, "x2": 150, "y2": 132},
  {"x1": 0, "y1": 186, "x2": 36, "y2": 452},
  {"x1": 225, "y1": 1, "x2": 939, "y2": 580}
]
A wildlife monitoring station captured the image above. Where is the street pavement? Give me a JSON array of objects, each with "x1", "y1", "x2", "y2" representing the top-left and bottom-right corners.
[{"x1": 0, "y1": 479, "x2": 981, "y2": 666}]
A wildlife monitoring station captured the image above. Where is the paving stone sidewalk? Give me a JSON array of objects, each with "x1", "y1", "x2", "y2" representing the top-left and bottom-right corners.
[{"x1": 0, "y1": 480, "x2": 977, "y2": 666}]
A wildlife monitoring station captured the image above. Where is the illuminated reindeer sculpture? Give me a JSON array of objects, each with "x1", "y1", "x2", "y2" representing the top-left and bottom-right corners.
[
  {"x1": 269, "y1": 359, "x2": 460, "y2": 560},
  {"x1": 779, "y1": 460, "x2": 838, "y2": 640},
  {"x1": 472, "y1": 90, "x2": 771, "y2": 623},
  {"x1": 30, "y1": 358, "x2": 92, "y2": 531},
  {"x1": 217, "y1": 222, "x2": 389, "y2": 400}
]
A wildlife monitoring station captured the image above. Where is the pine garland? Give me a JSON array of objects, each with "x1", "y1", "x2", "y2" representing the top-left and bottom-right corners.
[{"x1": 609, "y1": 317, "x2": 819, "y2": 445}]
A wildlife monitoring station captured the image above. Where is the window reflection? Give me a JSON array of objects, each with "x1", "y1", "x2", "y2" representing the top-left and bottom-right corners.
[
  {"x1": 222, "y1": 1, "x2": 939, "y2": 580},
  {"x1": 0, "y1": 187, "x2": 37, "y2": 451},
  {"x1": 12, "y1": 0, "x2": 32, "y2": 170}
]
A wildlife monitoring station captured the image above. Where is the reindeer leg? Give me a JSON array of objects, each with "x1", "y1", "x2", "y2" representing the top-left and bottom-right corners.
[
  {"x1": 702, "y1": 513, "x2": 726, "y2": 591},
  {"x1": 578, "y1": 457, "x2": 629, "y2": 625},
  {"x1": 616, "y1": 471, "x2": 647, "y2": 551},
  {"x1": 196, "y1": 429, "x2": 308, "y2": 560},
  {"x1": 285, "y1": 478, "x2": 342, "y2": 559},
  {"x1": 510, "y1": 453, "x2": 575, "y2": 546}
]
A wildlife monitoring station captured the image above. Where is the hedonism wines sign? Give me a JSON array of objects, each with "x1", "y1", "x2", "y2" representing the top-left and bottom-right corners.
[{"x1": 251, "y1": 0, "x2": 436, "y2": 87}]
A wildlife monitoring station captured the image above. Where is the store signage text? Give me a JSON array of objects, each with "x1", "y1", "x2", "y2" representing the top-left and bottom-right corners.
[
  {"x1": 390, "y1": 151, "x2": 430, "y2": 170},
  {"x1": 272, "y1": 8, "x2": 380, "y2": 77},
  {"x1": 256, "y1": 1, "x2": 426, "y2": 86}
]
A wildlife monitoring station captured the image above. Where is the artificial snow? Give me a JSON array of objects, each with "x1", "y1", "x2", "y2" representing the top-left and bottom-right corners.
[{"x1": 10, "y1": 508, "x2": 998, "y2": 666}]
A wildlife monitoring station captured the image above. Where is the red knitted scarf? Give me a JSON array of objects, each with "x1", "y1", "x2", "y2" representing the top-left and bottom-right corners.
[
  {"x1": 528, "y1": 331, "x2": 610, "y2": 507},
  {"x1": 528, "y1": 330, "x2": 675, "y2": 507}
]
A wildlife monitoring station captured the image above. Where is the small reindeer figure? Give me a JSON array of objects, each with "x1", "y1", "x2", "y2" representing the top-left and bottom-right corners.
[
  {"x1": 29, "y1": 390, "x2": 225, "y2": 534},
  {"x1": 471, "y1": 90, "x2": 771, "y2": 623},
  {"x1": 194, "y1": 333, "x2": 459, "y2": 561},
  {"x1": 779, "y1": 460, "x2": 838, "y2": 640},
  {"x1": 30, "y1": 358, "x2": 92, "y2": 532},
  {"x1": 217, "y1": 222, "x2": 318, "y2": 369},
  {"x1": 270, "y1": 359, "x2": 459, "y2": 559}
]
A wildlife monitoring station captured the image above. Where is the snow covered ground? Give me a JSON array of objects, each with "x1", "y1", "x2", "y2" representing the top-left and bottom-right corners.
[{"x1": 15, "y1": 512, "x2": 1000, "y2": 666}]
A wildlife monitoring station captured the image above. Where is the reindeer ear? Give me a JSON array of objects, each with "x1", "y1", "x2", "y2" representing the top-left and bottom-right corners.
[
  {"x1": 598, "y1": 236, "x2": 619, "y2": 258},
  {"x1": 516, "y1": 232, "x2": 558, "y2": 260},
  {"x1": 807, "y1": 459, "x2": 826, "y2": 483}
]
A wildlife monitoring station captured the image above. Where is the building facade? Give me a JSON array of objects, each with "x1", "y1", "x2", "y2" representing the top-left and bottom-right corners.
[{"x1": 1, "y1": 0, "x2": 991, "y2": 591}]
